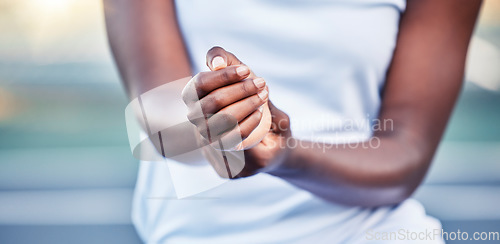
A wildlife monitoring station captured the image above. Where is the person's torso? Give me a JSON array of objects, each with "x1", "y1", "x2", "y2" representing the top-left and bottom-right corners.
[{"x1": 133, "y1": 1, "x2": 407, "y2": 243}]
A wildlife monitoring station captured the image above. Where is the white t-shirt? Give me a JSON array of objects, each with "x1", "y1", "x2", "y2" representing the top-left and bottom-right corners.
[{"x1": 131, "y1": 0, "x2": 443, "y2": 243}]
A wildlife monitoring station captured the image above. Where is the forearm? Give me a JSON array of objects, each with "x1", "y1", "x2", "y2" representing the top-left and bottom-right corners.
[
  {"x1": 270, "y1": 0, "x2": 482, "y2": 207},
  {"x1": 270, "y1": 134, "x2": 430, "y2": 207},
  {"x1": 103, "y1": 0, "x2": 191, "y2": 99},
  {"x1": 104, "y1": 0, "x2": 197, "y2": 159}
]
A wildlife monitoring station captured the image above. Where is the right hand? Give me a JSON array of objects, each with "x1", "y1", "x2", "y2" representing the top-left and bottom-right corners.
[
  {"x1": 181, "y1": 47, "x2": 269, "y2": 147},
  {"x1": 182, "y1": 47, "x2": 291, "y2": 179}
]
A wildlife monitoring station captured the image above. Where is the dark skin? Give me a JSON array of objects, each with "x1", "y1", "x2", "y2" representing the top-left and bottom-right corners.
[{"x1": 104, "y1": 0, "x2": 482, "y2": 207}]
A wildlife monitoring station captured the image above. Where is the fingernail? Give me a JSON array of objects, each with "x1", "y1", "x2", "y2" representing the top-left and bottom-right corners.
[
  {"x1": 236, "y1": 66, "x2": 249, "y2": 76},
  {"x1": 258, "y1": 106, "x2": 263, "y2": 113},
  {"x1": 257, "y1": 89, "x2": 268, "y2": 100},
  {"x1": 212, "y1": 56, "x2": 226, "y2": 70},
  {"x1": 253, "y1": 78, "x2": 265, "y2": 89}
]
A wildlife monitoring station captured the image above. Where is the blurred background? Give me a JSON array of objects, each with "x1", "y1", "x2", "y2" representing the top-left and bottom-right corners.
[{"x1": 0, "y1": 0, "x2": 499, "y2": 243}]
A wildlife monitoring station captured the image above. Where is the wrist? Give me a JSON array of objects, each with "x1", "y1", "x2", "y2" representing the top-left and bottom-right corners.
[{"x1": 267, "y1": 137, "x2": 300, "y2": 177}]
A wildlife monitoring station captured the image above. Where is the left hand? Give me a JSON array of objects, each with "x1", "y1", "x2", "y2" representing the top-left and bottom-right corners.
[
  {"x1": 182, "y1": 46, "x2": 292, "y2": 178},
  {"x1": 236, "y1": 100, "x2": 292, "y2": 177}
]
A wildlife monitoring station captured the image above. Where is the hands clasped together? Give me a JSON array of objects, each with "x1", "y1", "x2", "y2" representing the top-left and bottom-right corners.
[{"x1": 182, "y1": 47, "x2": 292, "y2": 178}]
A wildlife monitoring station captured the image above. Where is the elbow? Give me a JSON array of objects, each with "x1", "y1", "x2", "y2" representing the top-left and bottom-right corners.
[
  {"x1": 385, "y1": 183, "x2": 418, "y2": 206},
  {"x1": 360, "y1": 182, "x2": 418, "y2": 207},
  {"x1": 360, "y1": 178, "x2": 421, "y2": 207},
  {"x1": 382, "y1": 152, "x2": 432, "y2": 206},
  {"x1": 367, "y1": 145, "x2": 432, "y2": 207}
]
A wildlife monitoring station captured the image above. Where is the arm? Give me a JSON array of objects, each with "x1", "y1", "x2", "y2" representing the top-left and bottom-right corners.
[
  {"x1": 182, "y1": 0, "x2": 481, "y2": 207},
  {"x1": 104, "y1": 0, "x2": 205, "y2": 160},
  {"x1": 103, "y1": 0, "x2": 191, "y2": 98},
  {"x1": 270, "y1": 0, "x2": 483, "y2": 207}
]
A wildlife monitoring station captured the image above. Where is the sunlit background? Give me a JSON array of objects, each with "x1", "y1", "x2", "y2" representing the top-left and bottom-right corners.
[{"x1": 0, "y1": 0, "x2": 499, "y2": 243}]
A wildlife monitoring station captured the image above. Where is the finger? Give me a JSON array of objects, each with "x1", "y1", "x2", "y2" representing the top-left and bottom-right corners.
[
  {"x1": 191, "y1": 77, "x2": 266, "y2": 118},
  {"x1": 183, "y1": 66, "x2": 251, "y2": 104},
  {"x1": 211, "y1": 56, "x2": 227, "y2": 71},
  {"x1": 215, "y1": 88, "x2": 268, "y2": 124},
  {"x1": 201, "y1": 89, "x2": 268, "y2": 141},
  {"x1": 206, "y1": 46, "x2": 243, "y2": 71},
  {"x1": 196, "y1": 113, "x2": 238, "y2": 143},
  {"x1": 205, "y1": 107, "x2": 263, "y2": 150},
  {"x1": 232, "y1": 107, "x2": 264, "y2": 141}
]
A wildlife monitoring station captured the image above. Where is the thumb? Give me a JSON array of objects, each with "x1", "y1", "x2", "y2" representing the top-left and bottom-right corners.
[
  {"x1": 268, "y1": 101, "x2": 291, "y2": 137},
  {"x1": 206, "y1": 46, "x2": 243, "y2": 71}
]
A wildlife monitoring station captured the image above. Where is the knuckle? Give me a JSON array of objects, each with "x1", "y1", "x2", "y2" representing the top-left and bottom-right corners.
[
  {"x1": 186, "y1": 108, "x2": 198, "y2": 124},
  {"x1": 181, "y1": 86, "x2": 189, "y2": 104},
  {"x1": 210, "y1": 95, "x2": 223, "y2": 109},
  {"x1": 219, "y1": 70, "x2": 231, "y2": 83},
  {"x1": 203, "y1": 95, "x2": 221, "y2": 112},
  {"x1": 198, "y1": 125, "x2": 209, "y2": 139},
  {"x1": 186, "y1": 109, "x2": 195, "y2": 123},
  {"x1": 198, "y1": 97, "x2": 208, "y2": 113},
  {"x1": 195, "y1": 72, "x2": 209, "y2": 95},
  {"x1": 181, "y1": 91, "x2": 191, "y2": 104},
  {"x1": 219, "y1": 112, "x2": 236, "y2": 129},
  {"x1": 182, "y1": 77, "x2": 198, "y2": 103},
  {"x1": 241, "y1": 79, "x2": 254, "y2": 95}
]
